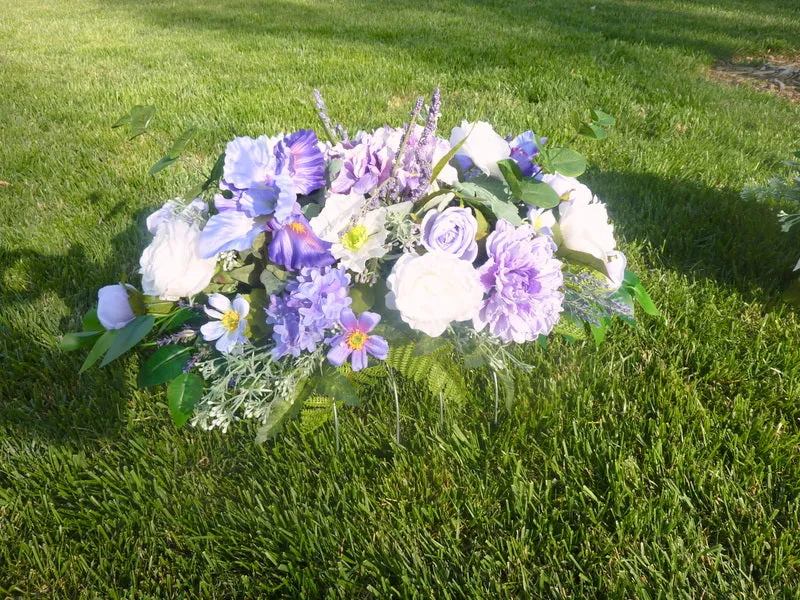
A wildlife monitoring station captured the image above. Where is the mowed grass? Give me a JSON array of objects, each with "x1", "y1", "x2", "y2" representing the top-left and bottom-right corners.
[{"x1": 2, "y1": 0, "x2": 800, "y2": 596}]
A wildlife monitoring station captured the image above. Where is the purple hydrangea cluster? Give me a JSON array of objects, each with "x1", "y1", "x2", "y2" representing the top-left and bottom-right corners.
[
  {"x1": 265, "y1": 266, "x2": 352, "y2": 359},
  {"x1": 474, "y1": 220, "x2": 564, "y2": 343}
]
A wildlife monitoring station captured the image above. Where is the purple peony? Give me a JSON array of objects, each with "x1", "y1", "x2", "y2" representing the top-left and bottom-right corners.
[
  {"x1": 265, "y1": 266, "x2": 352, "y2": 359},
  {"x1": 420, "y1": 207, "x2": 479, "y2": 261},
  {"x1": 330, "y1": 129, "x2": 395, "y2": 195},
  {"x1": 474, "y1": 220, "x2": 564, "y2": 342}
]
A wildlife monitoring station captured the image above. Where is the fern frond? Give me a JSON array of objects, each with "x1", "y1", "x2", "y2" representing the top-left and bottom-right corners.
[
  {"x1": 384, "y1": 342, "x2": 468, "y2": 404},
  {"x1": 299, "y1": 394, "x2": 334, "y2": 434}
]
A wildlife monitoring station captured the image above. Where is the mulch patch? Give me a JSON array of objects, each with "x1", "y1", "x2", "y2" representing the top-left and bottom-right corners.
[{"x1": 711, "y1": 56, "x2": 800, "y2": 103}]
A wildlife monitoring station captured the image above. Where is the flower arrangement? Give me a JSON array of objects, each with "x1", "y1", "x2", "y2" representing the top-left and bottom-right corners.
[{"x1": 62, "y1": 89, "x2": 657, "y2": 442}]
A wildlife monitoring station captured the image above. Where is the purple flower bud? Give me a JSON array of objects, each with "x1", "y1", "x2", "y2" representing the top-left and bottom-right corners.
[
  {"x1": 97, "y1": 284, "x2": 136, "y2": 330},
  {"x1": 420, "y1": 207, "x2": 479, "y2": 262}
]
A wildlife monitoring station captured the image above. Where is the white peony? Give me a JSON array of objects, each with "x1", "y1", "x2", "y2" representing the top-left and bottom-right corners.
[
  {"x1": 139, "y1": 219, "x2": 217, "y2": 301},
  {"x1": 386, "y1": 251, "x2": 484, "y2": 337},
  {"x1": 449, "y1": 120, "x2": 510, "y2": 180}
]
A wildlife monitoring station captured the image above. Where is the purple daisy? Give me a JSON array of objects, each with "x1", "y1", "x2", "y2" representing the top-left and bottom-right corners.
[
  {"x1": 327, "y1": 309, "x2": 388, "y2": 371},
  {"x1": 474, "y1": 220, "x2": 564, "y2": 342}
]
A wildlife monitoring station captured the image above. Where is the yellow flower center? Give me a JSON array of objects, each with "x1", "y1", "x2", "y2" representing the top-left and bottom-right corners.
[
  {"x1": 288, "y1": 221, "x2": 307, "y2": 234},
  {"x1": 345, "y1": 330, "x2": 368, "y2": 350},
  {"x1": 220, "y1": 310, "x2": 240, "y2": 332},
  {"x1": 341, "y1": 224, "x2": 368, "y2": 251}
]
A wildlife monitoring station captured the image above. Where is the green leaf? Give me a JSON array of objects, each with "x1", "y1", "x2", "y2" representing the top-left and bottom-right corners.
[
  {"x1": 260, "y1": 267, "x2": 288, "y2": 295},
  {"x1": 349, "y1": 283, "x2": 376, "y2": 314},
  {"x1": 245, "y1": 289, "x2": 270, "y2": 340},
  {"x1": 204, "y1": 152, "x2": 226, "y2": 190},
  {"x1": 167, "y1": 126, "x2": 197, "y2": 159},
  {"x1": 157, "y1": 307, "x2": 197, "y2": 334},
  {"x1": 536, "y1": 334, "x2": 549, "y2": 350},
  {"x1": 315, "y1": 370, "x2": 361, "y2": 407},
  {"x1": 301, "y1": 202, "x2": 322, "y2": 219},
  {"x1": 517, "y1": 178, "x2": 561, "y2": 208},
  {"x1": 143, "y1": 296, "x2": 173, "y2": 315},
  {"x1": 128, "y1": 105, "x2": 156, "y2": 139},
  {"x1": 79, "y1": 329, "x2": 116, "y2": 373},
  {"x1": 255, "y1": 398, "x2": 294, "y2": 443},
  {"x1": 558, "y1": 248, "x2": 609, "y2": 277},
  {"x1": 228, "y1": 263, "x2": 257, "y2": 285},
  {"x1": 554, "y1": 314, "x2": 587, "y2": 342},
  {"x1": 325, "y1": 158, "x2": 343, "y2": 185},
  {"x1": 99, "y1": 315, "x2": 155, "y2": 367},
  {"x1": 591, "y1": 109, "x2": 616, "y2": 126},
  {"x1": 632, "y1": 283, "x2": 659, "y2": 316},
  {"x1": 82, "y1": 309, "x2": 104, "y2": 333},
  {"x1": 431, "y1": 132, "x2": 468, "y2": 183},
  {"x1": 456, "y1": 178, "x2": 522, "y2": 225},
  {"x1": 148, "y1": 156, "x2": 178, "y2": 176},
  {"x1": 111, "y1": 111, "x2": 131, "y2": 129},
  {"x1": 497, "y1": 370, "x2": 515, "y2": 412},
  {"x1": 167, "y1": 373, "x2": 204, "y2": 427},
  {"x1": 489, "y1": 197, "x2": 523, "y2": 225},
  {"x1": 463, "y1": 350, "x2": 489, "y2": 370},
  {"x1": 547, "y1": 148, "x2": 587, "y2": 177},
  {"x1": 590, "y1": 321, "x2": 608, "y2": 346},
  {"x1": 138, "y1": 345, "x2": 192, "y2": 388},
  {"x1": 413, "y1": 336, "x2": 447, "y2": 356},
  {"x1": 60, "y1": 331, "x2": 102, "y2": 352},
  {"x1": 578, "y1": 122, "x2": 607, "y2": 141},
  {"x1": 497, "y1": 158, "x2": 523, "y2": 198}
]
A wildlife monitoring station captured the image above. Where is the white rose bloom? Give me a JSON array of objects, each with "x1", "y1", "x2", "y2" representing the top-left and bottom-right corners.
[
  {"x1": 541, "y1": 173, "x2": 594, "y2": 204},
  {"x1": 449, "y1": 120, "x2": 510, "y2": 180},
  {"x1": 140, "y1": 219, "x2": 217, "y2": 301},
  {"x1": 605, "y1": 251, "x2": 627, "y2": 291},
  {"x1": 555, "y1": 187, "x2": 617, "y2": 262},
  {"x1": 97, "y1": 284, "x2": 136, "y2": 330},
  {"x1": 386, "y1": 251, "x2": 484, "y2": 337}
]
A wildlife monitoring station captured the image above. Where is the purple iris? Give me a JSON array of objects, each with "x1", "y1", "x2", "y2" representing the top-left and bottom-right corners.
[
  {"x1": 267, "y1": 213, "x2": 335, "y2": 271},
  {"x1": 282, "y1": 129, "x2": 326, "y2": 195},
  {"x1": 509, "y1": 131, "x2": 545, "y2": 178},
  {"x1": 474, "y1": 220, "x2": 564, "y2": 342},
  {"x1": 326, "y1": 309, "x2": 388, "y2": 371}
]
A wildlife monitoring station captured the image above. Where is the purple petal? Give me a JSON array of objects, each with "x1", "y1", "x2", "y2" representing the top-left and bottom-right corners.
[
  {"x1": 364, "y1": 335, "x2": 388, "y2": 360},
  {"x1": 327, "y1": 342, "x2": 352, "y2": 367},
  {"x1": 350, "y1": 348, "x2": 368, "y2": 371},
  {"x1": 356, "y1": 311, "x2": 381, "y2": 332},
  {"x1": 284, "y1": 129, "x2": 326, "y2": 195},
  {"x1": 199, "y1": 211, "x2": 266, "y2": 258},
  {"x1": 339, "y1": 308, "x2": 358, "y2": 331}
]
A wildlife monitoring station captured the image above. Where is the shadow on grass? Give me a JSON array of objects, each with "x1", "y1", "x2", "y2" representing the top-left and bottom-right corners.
[
  {"x1": 0, "y1": 207, "x2": 153, "y2": 445},
  {"x1": 589, "y1": 169, "x2": 798, "y2": 299},
  {"x1": 95, "y1": 0, "x2": 800, "y2": 66}
]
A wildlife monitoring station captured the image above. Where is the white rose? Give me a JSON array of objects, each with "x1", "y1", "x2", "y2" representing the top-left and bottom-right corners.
[
  {"x1": 605, "y1": 251, "x2": 627, "y2": 291},
  {"x1": 555, "y1": 185, "x2": 617, "y2": 262},
  {"x1": 541, "y1": 173, "x2": 593, "y2": 204},
  {"x1": 97, "y1": 284, "x2": 136, "y2": 330},
  {"x1": 140, "y1": 219, "x2": 217, "y2": 301},
  {"x1": 449, "y1": 120, "x2": 510, "y2": 180},
  {"x1": 386, "y1": 251, "x2": 484, "y2": 337}
]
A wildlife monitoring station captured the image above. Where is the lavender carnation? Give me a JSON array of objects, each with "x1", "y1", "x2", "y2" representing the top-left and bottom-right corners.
[
  {"x1": 265, "y1": 266, "x2": 352, "y2": 359},
  {"x1": 474, "y1": 220, "x2": 564, "y2": 342}
]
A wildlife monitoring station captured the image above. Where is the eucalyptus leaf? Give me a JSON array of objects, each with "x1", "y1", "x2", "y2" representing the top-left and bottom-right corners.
[
  {"x1": 99, "y1": 315, "x2": 155, "y2": 367},
  {"x1": 167, "y1": 372, "x2": 204, "y2": 427},
  {"x1": 517, "y1": 178, "x2": 561, "y2": 208},
  {"x1": 591, "y1": 109, "x2": 616, "y2": 126},
  {"x1": 167, "y1": 126, "x2": 197, "y2": 159},
  {"x1": 138, "y1": 345, "x2": 192, "y2": 388},
  {"x1": 547, "y1": 148, "x2": 587, "y2": 177},
  {"x1": 315, "y1": 371, "x2": 361, "y2": 407},
  {"x1": 128, "y1": 105, "x2": 156, "y2": 139},
  {"x1": 578, "y1": 123, "x2": 608, "y2": 141}
]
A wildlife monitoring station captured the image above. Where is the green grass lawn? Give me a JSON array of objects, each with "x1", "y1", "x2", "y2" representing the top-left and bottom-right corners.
[{"x1": 2, "y1": 0, "x2": 800, "y2": 596}]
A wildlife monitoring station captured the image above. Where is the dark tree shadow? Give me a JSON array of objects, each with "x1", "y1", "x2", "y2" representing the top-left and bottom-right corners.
[
  {"x1": 0, "y1": 206, "x2": 153, "y2": 445},
  {"x1": 587, "y1": 169, "x2": 798, "y2": 300}
]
